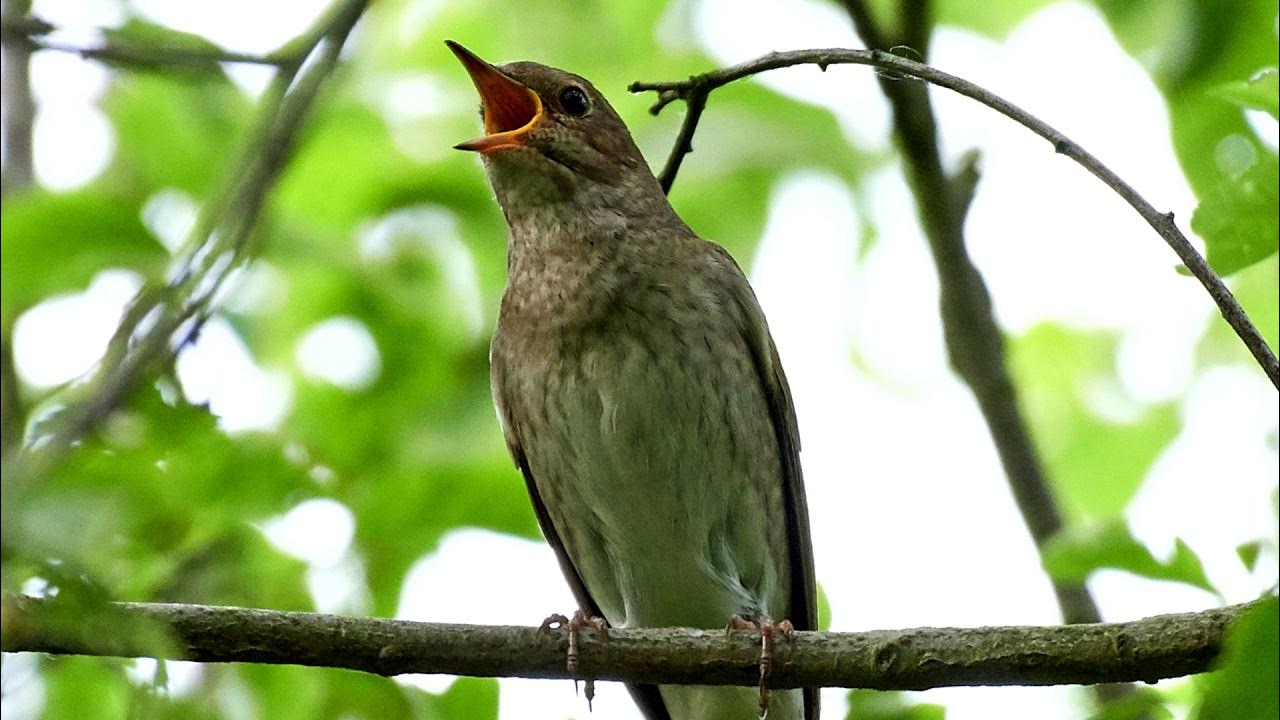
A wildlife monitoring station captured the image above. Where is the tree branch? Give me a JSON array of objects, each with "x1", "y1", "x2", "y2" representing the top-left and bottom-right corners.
[
  {"x1": 839, "y1": 0, "x2": 1102, "y2": 626},
  {"x1": 837, "y1": 2, "x2": 1126, "y2": 706},
  {"x1": 0, "y1": 0, "x2": 369, "y2": 493},
  {"x1": 0, "y1": 594, "x2": 1251, "y2": 691},
  {"x1": 629, "y1": 48, "x2": 1279, "y2": 389}
]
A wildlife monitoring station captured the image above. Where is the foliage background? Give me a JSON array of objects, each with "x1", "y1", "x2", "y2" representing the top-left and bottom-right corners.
[{"x1": 1, "y1": 0, "x2": 1277, "y2": 718}]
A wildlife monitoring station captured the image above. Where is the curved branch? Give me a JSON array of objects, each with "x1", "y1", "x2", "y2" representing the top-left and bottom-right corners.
[
  {"x1": 0, "y1": 595, "x2": 1250, "y2": 691},
  {"x1": 630, "y1": 48, "x2": 1279, "y2": 388}
]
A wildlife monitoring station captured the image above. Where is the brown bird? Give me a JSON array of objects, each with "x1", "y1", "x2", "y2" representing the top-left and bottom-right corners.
[{"x1": 448, "y1": 40, "x2": 818, "y2": 720}]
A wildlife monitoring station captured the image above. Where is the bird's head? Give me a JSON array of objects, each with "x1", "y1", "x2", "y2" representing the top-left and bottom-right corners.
[{"x1": 447, "y1": 41, "x2": 667, "y2": 220}]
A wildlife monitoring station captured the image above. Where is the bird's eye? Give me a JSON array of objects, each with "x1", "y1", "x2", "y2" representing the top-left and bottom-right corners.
[{"x1": 559, "y1": 86, "x2": 590, "y2": 117}]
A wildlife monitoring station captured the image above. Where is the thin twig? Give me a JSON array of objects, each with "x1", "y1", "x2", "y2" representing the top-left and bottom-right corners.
[
  {"x1": 0, "y1": 594, "x2": 1255, "y2": 691},
  {"x1": 630, "y1": 48, "x2": 1279, "y2": 388},
  {"x1": 656, "y1": 91, "x2": 707, "y2": 194}
]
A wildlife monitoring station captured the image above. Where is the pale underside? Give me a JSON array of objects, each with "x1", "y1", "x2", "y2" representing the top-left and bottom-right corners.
[{"x1": 492, "y1": 234, "x2": 803, "y2": 719}]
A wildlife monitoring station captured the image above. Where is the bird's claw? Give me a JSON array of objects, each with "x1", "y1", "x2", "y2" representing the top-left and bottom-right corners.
[
  {"x1": 726, "y1": 614, "x2": 795, "y2": 718},
  {"x1": 541, "y1": 609, "x2": 608, "y2": 711}
]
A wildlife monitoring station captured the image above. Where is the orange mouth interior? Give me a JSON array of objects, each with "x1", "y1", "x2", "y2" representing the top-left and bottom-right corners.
[{"x1": 447, "y1": 41, "x2": 543, "y2": 152}]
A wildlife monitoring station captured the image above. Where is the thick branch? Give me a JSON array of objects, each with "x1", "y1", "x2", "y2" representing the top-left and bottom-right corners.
[
  {"x1": 630, "y1": 48, "x2": 1279, "y2": 388},
  {"x1": 0, "y1": 595, "x2": 1248, "y2": 690}
]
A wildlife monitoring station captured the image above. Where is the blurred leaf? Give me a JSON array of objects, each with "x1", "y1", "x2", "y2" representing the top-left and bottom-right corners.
[
  {"x1": 1213, "y1": 68, "x2": 1280, "y2": 118},
  {"x1": 105, "y1": 71, "x2": 249, "y2": 195},
  {"x1": 1043, "y1": 520, "x2": 1217, "y2": 595},
  {"x1": 411, "y1": 677, "x2": 500, "y2": 720},
  {"x1": 1096, "y1": 0, "x2": 1279, "y2": 200},
  {"x1": 0, "y1": 189, "x2": 164, "y2": 329},
  {"x1": 845, "y1": 689, "x2": 946, "y2": 720},
  {"x1": 1089, "y1": 687, "x2": 1174, "y2": 720},
  {"x1": 238, "y1": 665, "x2": 433, "y2": 720},
  {"x1": 275, "y1": 102, "x2": 450, "y2": 233},
  {"x1": 1191, "y1": 146, "x2": 1279, "y2": 276},
  {"x1": 1236, "y1": 540, "x2": 1263, "y2": 571},
  {"x1": 10, "y1": 387, "x2": 313, "y2": 605},
  {"x1": 41, "y1": 657, "x2": 131, "y2": 720},
  {"x1": 1009, "y1": 325, "x2": 1180, "y2": 519},
  {"x1": 102, "y1": 18, "x2": 235, "y2": 75},
  {"x1": 1194, "y1": 595, "x2": 1279, "y2": 720},
  {"x1": 933, "y1": 0, "x2": 1057, "y2": 39},
  {"x1": 1197, "y1": 256, "x2": 1279, "y2": 364}
]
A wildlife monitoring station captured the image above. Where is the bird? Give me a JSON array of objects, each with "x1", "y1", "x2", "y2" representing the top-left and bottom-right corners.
[{"x1": 447, "y1": 40, "x2": 818, "y2": 720}]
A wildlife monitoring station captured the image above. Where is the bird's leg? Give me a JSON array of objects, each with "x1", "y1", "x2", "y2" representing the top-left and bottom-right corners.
[
  {"x1": 726, "y1": 614, "x2": 795, "y2": 717},
  {"x1": 539, "y1": 609, "x2": 609, "y2": 710}
]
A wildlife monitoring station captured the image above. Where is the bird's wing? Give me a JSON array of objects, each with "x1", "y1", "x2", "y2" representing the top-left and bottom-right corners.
[
  {"x1": 493, "y1": 366, "x2": 673, "y2": 720},
  {"x1": 712, "y1": 243, "x2": 821, "y2": 720}
]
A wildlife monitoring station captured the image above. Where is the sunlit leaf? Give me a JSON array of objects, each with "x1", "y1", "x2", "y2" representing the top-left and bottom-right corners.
[
  {"x1": 1194, "y1": 595, "x2": 1280, "y2": 720},
  {"x1": 845, "y1": 689, "x2": 946, "y2": 720},
  {"x1": 1191, "y1": 147, "x2": 1280, "y2": 276},
  {"x1": 1213, "y1": 68, "x2": 1280, "y2": 119},
  {"x1": 1009, "y1": 325, "x2": 1180, "y2": 519},
  {"x1": 40, "y1": 657, "x2": 131, "y2": 720},
  {"x1": 1088, "y1": 687, "x2": 1174, "y2": 720},
  {"x1": 0, "y1": 190, "x2": 164, "y2": 329},
  {"x1": 1043, "y1": 521, "x2": 1217, "y2": 595}
]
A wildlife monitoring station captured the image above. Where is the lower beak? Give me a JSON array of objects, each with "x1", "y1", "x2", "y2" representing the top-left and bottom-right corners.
[{"x1": 446, "y1": 41, "x2": 543, "y2": 153}]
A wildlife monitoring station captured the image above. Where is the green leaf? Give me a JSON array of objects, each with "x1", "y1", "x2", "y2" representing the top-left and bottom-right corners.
[
  {"x1": 1197, "y1": 256, "x2": 1279, "y2": 364},
  {"x1": 845, "y1": 689, "x2": 946, "y2": 720},
  {"x1": 41, "y1": 657, "x2": 131, "y2": 720},
  {"x1": 1214, "y1": 69, "x2": 1280, "y2": 119},
  {"x1": 934, "y1": 0, "x2": 1057, "y2": 39},
  {"x1": 1009, "y1": 325, "x2": 1181, "y2": 519},
  {"x1": 1191, "y1": 146, "x2": 1280, "y2": 276},
  {"x1": 0, "y1": 189, "x2": 165, "y2": 329},
  {"x1": 1043, "y1": 521, "x2": 1217, "y2": 595},
  {"x1": 1235, "y1": 540, "x2": 1263, "y2": 571},
  {"x1": 104, "y1": 72, "x2": 248, "y2": 195},
  {"x1": 1195, "y1": 595, "x2": 1280, "y2": 720},
  {"x1": 1089, "y1": 687, "x2": 1174, "y2": 720},
  {"x1": 101, "y1": 18, "x2": 234, "y2": 75},
  {"x1": 413, "y1": 677, "x2": 500, "y2": 720},
  {"x1": 1097, "y1": 0, "x2": 1278, "y2": 201}
]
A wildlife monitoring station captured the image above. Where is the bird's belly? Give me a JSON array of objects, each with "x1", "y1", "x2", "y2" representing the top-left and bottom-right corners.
[{"x1": 518, "y1": 327, "x2": 789, "y2": 630}]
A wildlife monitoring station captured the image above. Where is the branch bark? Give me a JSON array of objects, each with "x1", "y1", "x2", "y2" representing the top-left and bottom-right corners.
[
  {"x1": 0, "y1": 594, "x2": 1250, "y2": 691},
  {"x1": 629, "y1": 48, "x2": 1279, "y2": 389}
]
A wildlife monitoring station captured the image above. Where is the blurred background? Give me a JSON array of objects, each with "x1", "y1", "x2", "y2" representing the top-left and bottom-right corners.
[{"x1": 1, "y1": 0, "x2": 1276, "y2": 718}]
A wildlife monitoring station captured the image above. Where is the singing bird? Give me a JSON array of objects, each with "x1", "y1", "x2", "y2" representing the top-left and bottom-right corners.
[{"x1": 448, "y1": 41, "x2": 818, "y2": 720}]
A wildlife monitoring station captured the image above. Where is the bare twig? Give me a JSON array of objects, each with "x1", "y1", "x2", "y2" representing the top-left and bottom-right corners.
[
  {"x1": 656, "y1": 91, "x2": 707, "y2": 194},
  {"x1": 1, "y1": 0, "x2": 369, "y2": 491},
  {"x1": 0, "y1": 594, "x2": 1253, "y2": 691},
  {"x1": 630, "y1": 48, "x2": 1280, "y2": 388}
]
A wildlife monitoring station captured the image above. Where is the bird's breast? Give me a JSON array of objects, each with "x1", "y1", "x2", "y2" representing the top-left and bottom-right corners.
[{"x1": 493, "y1": 279, "x2": 790, "y2": 629}]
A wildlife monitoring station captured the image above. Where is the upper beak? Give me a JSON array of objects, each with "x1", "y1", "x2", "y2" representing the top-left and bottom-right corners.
[{"x1": 446, "y1": 40, "x2": 543, "y2": 153}]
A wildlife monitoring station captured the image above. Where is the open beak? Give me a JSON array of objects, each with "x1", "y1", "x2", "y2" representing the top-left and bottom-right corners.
[{"x1": 446, "y1": 40, "x2": 543, "y2": 153}]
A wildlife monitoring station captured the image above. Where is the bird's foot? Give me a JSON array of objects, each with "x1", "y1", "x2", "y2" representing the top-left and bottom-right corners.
[
  {"x1": 539, "y1": 609, "x2": 609, "y2": 710},
  {"x1": 726, "y1": 614, "x2": 795, "y2": 718}
]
